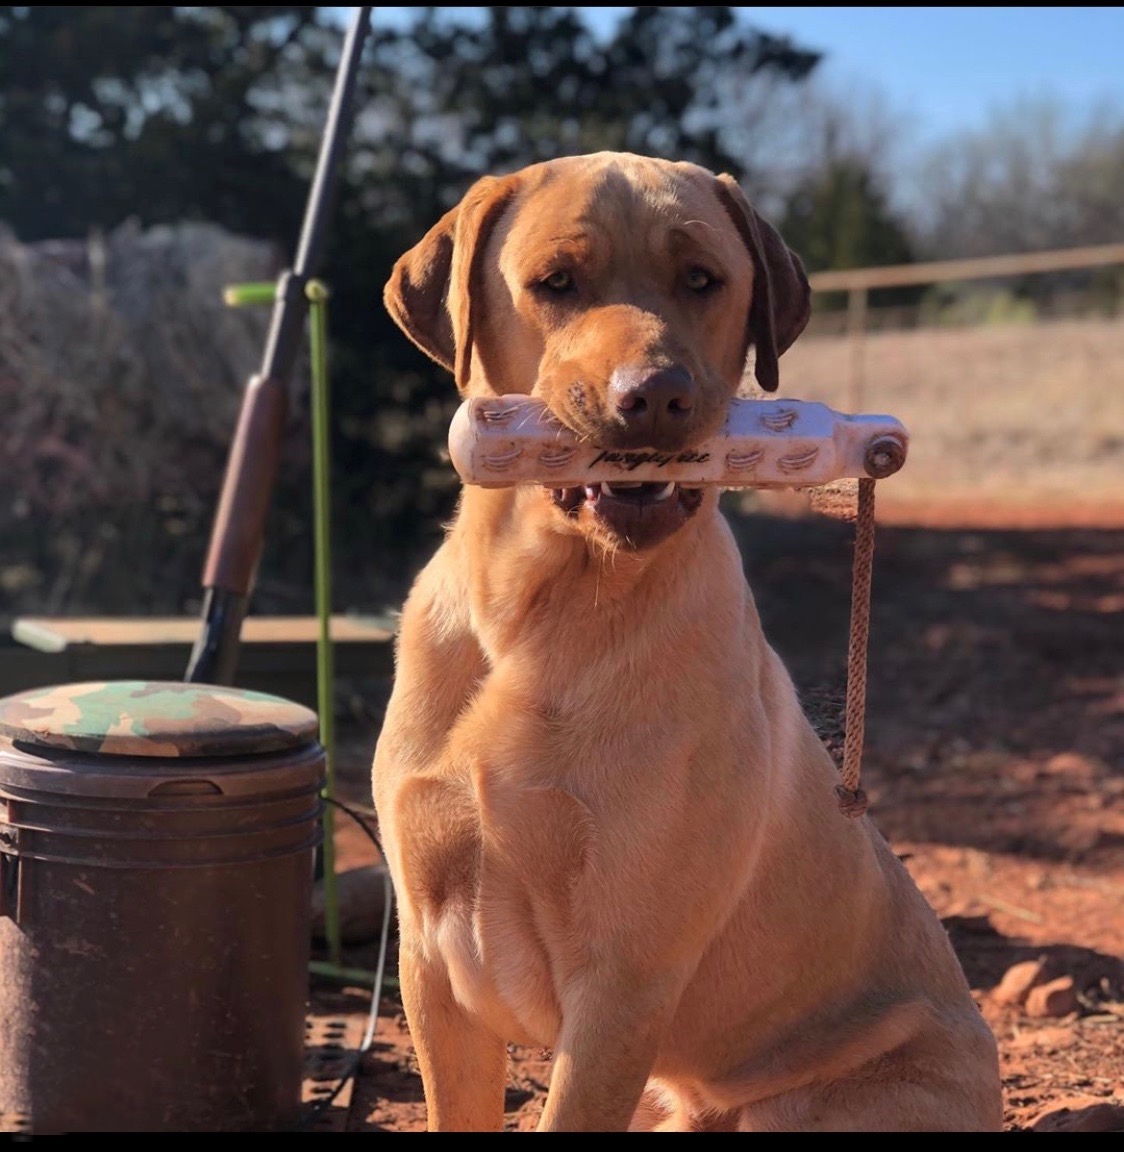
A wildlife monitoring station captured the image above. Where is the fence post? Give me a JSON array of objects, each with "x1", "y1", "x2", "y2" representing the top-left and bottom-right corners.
[{"x1": 846, "y1": 285, "x2": 868, "y2": 412}]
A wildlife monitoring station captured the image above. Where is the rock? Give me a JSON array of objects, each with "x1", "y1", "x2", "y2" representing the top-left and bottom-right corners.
[
  {"x1": 1024, "y1": 975, "x2": 1079, "y2": 1018},
  {"x1": 1006, "y1": 1026, "x2": 1077, "y2": 1053},
  {"x1": 1043, "y1": 752, "x2": 1101, "y2": 782},
  {"x1": 1032, "y1": 1097, "x2": 1124, "y2": 1133},
  {"x1": 993, "y1": 958, "x2": 1047, "y2": 1005},
  {"x1": 311, "y1": 864, "x2": 393, "y2": 944}
]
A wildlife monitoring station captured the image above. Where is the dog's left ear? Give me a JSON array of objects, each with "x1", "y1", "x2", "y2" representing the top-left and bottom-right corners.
[
  {"x1": 714, "y1": 173, "x2": 811, "y2": 393},
  {"x1": 384, "y1": 173, "x2": 519, "y2": 393}
]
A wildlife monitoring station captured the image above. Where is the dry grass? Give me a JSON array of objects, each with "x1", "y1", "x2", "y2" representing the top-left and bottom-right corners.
[{"x1": 770, "y1": 316, "x2": 1124, "y2": 514}]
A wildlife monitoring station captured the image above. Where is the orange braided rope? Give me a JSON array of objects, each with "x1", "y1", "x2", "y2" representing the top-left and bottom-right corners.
[{"x1": 835, "y1": 477, "x2": 876, "y2": 818}]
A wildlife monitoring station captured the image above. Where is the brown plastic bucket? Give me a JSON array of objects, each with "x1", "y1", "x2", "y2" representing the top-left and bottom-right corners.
[{"x1": 0, "y1": 681, "x2": 325, "y2": 1134}]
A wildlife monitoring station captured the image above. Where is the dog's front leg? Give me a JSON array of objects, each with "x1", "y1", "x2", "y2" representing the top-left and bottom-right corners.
[
  {"x1": 398, "y1": 935, "x2": 508, "y2": 1132},
  {"x1": 537, "y1": 976, "x2": 676, "y2": 1132}
]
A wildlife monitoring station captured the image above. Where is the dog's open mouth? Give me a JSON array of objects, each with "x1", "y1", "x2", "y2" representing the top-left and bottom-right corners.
[{"x1": 549, "y1": 481, "x2": 705, "y2": 549}]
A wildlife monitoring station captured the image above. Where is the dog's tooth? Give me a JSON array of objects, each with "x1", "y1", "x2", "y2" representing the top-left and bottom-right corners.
[
  {"x1": 653, "y1": 482, "x2": 677, "y2": 501},
  {"x1": 584, "y1": 484, "x2": 600, "y2": 501}
]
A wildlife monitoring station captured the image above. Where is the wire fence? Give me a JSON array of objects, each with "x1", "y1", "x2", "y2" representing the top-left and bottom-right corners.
[{"x1": 765, "y1": 242, "x2": 1124, "y2": 517}]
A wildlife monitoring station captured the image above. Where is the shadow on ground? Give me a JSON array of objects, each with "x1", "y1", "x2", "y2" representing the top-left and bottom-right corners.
[{"x1": 728, "y1": 505, "x2": 1124, "y2": 870}]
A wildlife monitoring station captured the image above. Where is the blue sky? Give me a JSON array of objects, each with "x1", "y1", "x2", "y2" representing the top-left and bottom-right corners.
[{"x1": 342, "y1": 6, "x2": 1124, "y2": 146}]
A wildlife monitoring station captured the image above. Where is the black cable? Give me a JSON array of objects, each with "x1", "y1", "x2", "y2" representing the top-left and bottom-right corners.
[{"x1": 297, "y1": 794, "x2": 394, "y2": 1131}]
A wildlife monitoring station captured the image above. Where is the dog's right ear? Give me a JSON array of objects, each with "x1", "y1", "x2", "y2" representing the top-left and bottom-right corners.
[{"x1": 384, "y1": 174, "x2": 518, "y2": 394}]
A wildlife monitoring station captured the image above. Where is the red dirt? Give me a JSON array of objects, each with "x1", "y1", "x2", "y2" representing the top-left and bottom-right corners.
[{"x1": 312, "y1": 494, "x2": 1124, "y2": 1133}]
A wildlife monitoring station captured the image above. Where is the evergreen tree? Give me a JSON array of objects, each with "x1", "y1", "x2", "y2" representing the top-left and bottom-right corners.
[
  {"x1": 779, "y1": 156, "x2": 919, "y2": 311},
  {"x1": 0, "y1": 6, "x2": 336, "y2": 243}
]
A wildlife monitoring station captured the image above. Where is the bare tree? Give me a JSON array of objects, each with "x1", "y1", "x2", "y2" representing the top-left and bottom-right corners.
[
  {"x1": 721, "y1": 70, "x2": 915, "y2": 221},
  {"x1": 911, "y1": 96, "x2": 1124, "y2": 258}
]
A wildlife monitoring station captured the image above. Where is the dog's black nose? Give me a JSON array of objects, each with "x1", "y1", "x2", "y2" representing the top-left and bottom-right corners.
[{"x1": 609, "y1": 366, "x2": 696, "y2": 444}]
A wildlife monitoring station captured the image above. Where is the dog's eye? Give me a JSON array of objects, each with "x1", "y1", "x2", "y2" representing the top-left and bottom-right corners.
[
  {"x1": 685, "y1": 267, "x2": 719, "y2": 293},
  {"x1": 539, "y1": 270, "x2": 575, "y2": 294}
]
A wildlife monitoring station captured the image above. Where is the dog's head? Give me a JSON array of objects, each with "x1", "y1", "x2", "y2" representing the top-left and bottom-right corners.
[{"x1": 385, "y1": 152, "x2": 810, "y2": 551}]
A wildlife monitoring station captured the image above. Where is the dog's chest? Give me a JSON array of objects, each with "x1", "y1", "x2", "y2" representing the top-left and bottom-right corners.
[{"x1": 395, "y1": 770, "x2": 597, "y2": 1046}]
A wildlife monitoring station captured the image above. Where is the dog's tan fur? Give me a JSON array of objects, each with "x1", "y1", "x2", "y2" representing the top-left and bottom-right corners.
[{"x1": 372, "y1": 152, "x2": 1003, "y2": 1132}]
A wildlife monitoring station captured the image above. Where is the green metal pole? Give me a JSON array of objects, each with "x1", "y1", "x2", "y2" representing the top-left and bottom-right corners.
[
  {"x1": 306, "y1": 279, "x2": 342, "y2": 971},
  {"x1": 222, "y1": 281, "x2": 279, "y2": 308}
]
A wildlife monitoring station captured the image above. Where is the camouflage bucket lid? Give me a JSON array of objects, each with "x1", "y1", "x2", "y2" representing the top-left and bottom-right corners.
[{"x1": 0, "y1": 681, "x2": 321, "y2": 759}]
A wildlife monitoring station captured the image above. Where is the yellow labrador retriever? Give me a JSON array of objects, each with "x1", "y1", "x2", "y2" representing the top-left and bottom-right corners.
[{"x1": 372, "y1": 152, "x2": 1003, "y2": 1132}]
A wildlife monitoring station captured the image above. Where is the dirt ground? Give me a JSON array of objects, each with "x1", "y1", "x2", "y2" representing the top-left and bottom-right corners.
[{"x1": 307, "y1": 491, "x2": 1124, "y2": 1133}]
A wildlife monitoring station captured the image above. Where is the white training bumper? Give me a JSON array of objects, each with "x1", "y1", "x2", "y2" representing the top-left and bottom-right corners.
[{"x1": 448, "y1": 396, "x2": 908, "y2": 488}]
